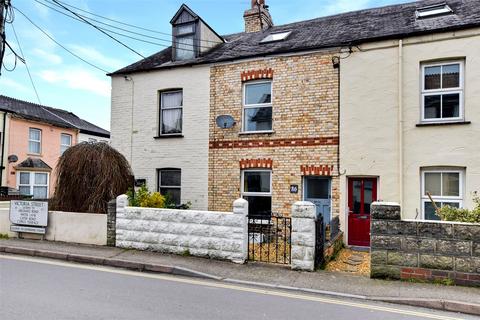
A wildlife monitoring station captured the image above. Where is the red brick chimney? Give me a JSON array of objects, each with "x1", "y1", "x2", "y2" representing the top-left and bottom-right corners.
[{"x1": 244, "y1": 0, "x2": 273, "y2": 33}]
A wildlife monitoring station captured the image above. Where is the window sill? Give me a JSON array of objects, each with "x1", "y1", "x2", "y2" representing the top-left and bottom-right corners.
[
  {"x1": 27, "y1": 153, "x2": 43, "y2": 157},
  {"x1": 239, "y1": 130, "x2": 275, "y2": 135},
  {"x1": 154, "y1": 135, "x2": 184, "y2": 139},
  {"x1": 416, "y1": 121, "x2": 471, "y2": 127}
]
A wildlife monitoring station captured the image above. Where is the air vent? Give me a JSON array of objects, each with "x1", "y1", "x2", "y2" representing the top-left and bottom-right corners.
[{"x1": 416, "y1": 3, "x2": 453, "y2": 19}]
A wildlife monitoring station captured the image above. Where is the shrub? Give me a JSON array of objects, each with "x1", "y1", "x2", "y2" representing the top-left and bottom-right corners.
[
  {"x1": 437, "y1": 192, "x2": 480, "y2": 223},
  {"x1": 127, "y1": 185, "x2": 165, "y2": 208}
]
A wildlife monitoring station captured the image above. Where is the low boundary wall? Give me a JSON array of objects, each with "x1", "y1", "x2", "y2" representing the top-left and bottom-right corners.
[
  {"x1": 371, "y1": 202, "x2": 480, "y2": 287},
  {"x1": 115, "y1": 195, "x2": 249, "y2": 264}
]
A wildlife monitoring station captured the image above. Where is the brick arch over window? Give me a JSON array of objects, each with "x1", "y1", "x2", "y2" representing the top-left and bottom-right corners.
[
  {"x1": 241, "y1": 68, "x2": 274, "y2": 82},
  {"x1": 239, "y1": 158, "x2": 273, "y2": 169},
  {"x1": 301, "y1": 165, "x2": 334, "y2": 176}
]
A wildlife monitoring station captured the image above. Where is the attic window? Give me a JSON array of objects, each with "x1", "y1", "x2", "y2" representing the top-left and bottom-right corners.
[
  {"x1": 260, "y1": 31, "x2": 291, "y2": 44},
  {"x1": 416, "y1": 4, "x2": 453, "y2": 19}
]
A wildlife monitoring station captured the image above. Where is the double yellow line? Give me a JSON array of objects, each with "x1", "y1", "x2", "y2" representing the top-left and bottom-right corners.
[{"x1": 0, "y1": 254, "x2": 466, "y2": 320}]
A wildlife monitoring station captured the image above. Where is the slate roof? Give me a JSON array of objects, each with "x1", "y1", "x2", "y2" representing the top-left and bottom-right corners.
[
  {"x1": 110, "y1": 0, "x2": 480, "y2": 75},
  {"x1": 0, "y1": 95, "x2": 110, "y2": 138}
]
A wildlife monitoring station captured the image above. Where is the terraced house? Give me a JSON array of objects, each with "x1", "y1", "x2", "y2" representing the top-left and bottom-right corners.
[{"x1": 110, "y1": 0, "x2": 480, "y2": 248}]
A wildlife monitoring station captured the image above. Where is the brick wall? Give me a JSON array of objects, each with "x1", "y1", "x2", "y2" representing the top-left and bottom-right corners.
[
  {"x1": 370, "y1": 202, "x2": 480, "y2": 287},
  {"x1": 209, "y1": 51, "x2": 340, "y2": 216}
]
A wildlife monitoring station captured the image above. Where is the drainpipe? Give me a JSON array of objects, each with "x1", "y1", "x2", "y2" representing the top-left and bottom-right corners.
[
  {"x1": 398, "y1": 40, "x2": 404, "y2": 207},
  {"x1": 0, "y1": 112, "x2": 6, "y2": 187}
]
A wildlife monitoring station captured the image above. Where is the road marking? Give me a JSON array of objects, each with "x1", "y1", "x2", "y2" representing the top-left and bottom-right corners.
[{"x1": 0, "y1": 254, "x2": 466, "y2": 320}]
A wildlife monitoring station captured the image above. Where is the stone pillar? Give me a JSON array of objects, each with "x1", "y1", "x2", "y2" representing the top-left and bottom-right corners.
[
  {"x1": 115, "y1": 194, "x2": 128, "y2": 245},
  {"x1": 233, "y1": 198, "x2": 249, "y2": 263},
  {"x1": 106, "y1": 199, "x2": 117, "y2": 247},
  {"x1": 291, "y1": 201, "x2": 316, "y2": 271}
]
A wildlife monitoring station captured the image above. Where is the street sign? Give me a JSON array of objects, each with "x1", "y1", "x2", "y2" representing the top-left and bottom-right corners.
[
  {"x1": 10, "y1": 225, "x2": 46, "y2": 234},
  {"x1": 9, "y1": 200, "x2": 48, "y2": 227}
]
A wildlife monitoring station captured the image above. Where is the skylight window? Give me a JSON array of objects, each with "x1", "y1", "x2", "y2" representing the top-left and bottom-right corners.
[
  {"x1": 416, "y1": 4, "x2": 453, "y2": 19},
  {"x1": 260, "y1": 31, "x2": 291, "y2": 43}
]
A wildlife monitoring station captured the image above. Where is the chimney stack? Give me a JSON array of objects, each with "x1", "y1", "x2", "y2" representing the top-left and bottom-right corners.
[{"x1": 244, "y1": 0, "x2": 273, "y2": 33}]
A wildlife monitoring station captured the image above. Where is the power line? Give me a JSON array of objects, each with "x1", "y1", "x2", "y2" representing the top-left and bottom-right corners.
[
  {"x1": 36, "y1": 0, "x2": 220, "y2": 51},
  {"x1": 51, "y1": 0, "x2": 145, "y2": 58},
  {"x1": 14, "y1": 7, "x2": 110, "y2": 73},
  {"x1": 11, "y1": 23, "x2": 41, "y2": 103},
  {"x1": 51, "y1": 0, "x2": 224, "y2": 45}
]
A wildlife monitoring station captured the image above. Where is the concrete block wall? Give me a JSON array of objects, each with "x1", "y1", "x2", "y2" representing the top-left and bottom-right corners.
[
  {"x1": 115, "y1": 195, "x2": 248, "y2": 264},
  {"x1": 371, "y1": 202, "x2": 480, "y2": 287},
  {"x1": 291, "y1": 201, "x2": 317, "y2": 271}
]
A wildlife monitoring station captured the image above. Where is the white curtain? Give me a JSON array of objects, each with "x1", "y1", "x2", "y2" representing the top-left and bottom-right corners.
[
  {"x1": 162, "y1": 91, "x2": 182, "y2": 108},
  {"x1": 162, "y1": 109, "x2": 182, "y2": 134}
]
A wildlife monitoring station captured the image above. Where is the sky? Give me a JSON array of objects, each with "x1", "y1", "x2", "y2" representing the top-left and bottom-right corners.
[{"x1": 1, "y1": 0, "x2": 407, "y2": 130}]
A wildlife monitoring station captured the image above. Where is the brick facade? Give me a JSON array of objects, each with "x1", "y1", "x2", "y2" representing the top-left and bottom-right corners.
[{"x1": 209, "y1": 51, "x2": 340, "y2": 217}]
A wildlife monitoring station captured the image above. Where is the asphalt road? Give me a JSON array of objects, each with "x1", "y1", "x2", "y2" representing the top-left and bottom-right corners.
[{"x1": 0, "y1": 255, "x2": 474, "y2": 320}]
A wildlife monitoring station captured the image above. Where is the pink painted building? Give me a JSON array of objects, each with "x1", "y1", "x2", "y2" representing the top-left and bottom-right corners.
[{"x1": 0, "y1": 95, "x2": 110, "y2": 198}]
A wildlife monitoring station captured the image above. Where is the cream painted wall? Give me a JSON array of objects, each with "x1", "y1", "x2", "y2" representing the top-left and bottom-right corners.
[
  {"x1": 340, "y1": 28, "x2": 480, "y2": 229},
  {"x1": 110, "y1": 66, "x2": 210, "y2": 210}
]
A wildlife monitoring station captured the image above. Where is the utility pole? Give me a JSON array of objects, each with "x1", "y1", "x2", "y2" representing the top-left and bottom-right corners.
[{"x1": 0, "y1": 0, "x2": 6, "y2": 76}]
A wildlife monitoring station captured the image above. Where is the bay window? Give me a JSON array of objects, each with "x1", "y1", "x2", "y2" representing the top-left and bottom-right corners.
[
  {"x1": 421, "y1": 61, "x2": 464, "y2": 122},
  {"x1": 160, "y1": 90, "x2": 183, "y2": 135},
  {"x1": 421, "y1": 169, "x2": 463, "y2": 220},
  {"x1": 17, "y1": 171, "x2": 49, "y2": 199},
  {"x1": 243, "y1": 81, "x2": 273, "y2": 132},
  {"x1": 241, "y1": 170, "x2": 272, "y2": 218}
]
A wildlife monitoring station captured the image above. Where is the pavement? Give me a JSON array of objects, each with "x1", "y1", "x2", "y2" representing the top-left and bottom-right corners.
[
  {"x1": 1, "y1": 238, "x2": 479, "y2": 316},
  {"x1": 3, "y1": 256, "x2": 475, "y2": 320}
]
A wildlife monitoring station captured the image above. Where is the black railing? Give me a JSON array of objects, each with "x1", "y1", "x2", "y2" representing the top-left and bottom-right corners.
[{"x1": 247, "y1": 213, "x2": 291, "y2": 265}]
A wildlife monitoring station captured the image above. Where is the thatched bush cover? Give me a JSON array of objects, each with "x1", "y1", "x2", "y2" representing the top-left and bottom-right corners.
[{"x1": 50, "y1": 142, "x2": 133, "y2": 214}]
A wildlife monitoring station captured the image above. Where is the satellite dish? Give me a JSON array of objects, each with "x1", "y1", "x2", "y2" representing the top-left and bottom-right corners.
[
  {"x1": 216, "y1": 115, "x2": 236, "y2": 129},
  {"x1": 7, "y1": 155, "x2": 18, "y2": 163}
]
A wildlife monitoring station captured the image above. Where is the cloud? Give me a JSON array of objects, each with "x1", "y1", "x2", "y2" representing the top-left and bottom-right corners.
[
  {"x1": 32, "y1": 48, "x2": 63, "y2": 65},
  {"x1": 0, "y1": 78, "x2": 29, "y2": 93},
  {"x1": 69, "y1": 45, "x2": 125, "y2": 70},
  {"x1": 33, "y1": 2, "x2": 50, "y2": 19},
  {"x1": 39, "y1": 68, "x2": 110, "y2": 97}
]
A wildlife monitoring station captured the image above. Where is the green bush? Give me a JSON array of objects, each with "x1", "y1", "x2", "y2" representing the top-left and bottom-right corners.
[
  {"x1": 437, "y1": 192, "x2": 480, "y2": 223},
  {"x1": 126, "y1": 185, "x2": 165, "y2": 208}
]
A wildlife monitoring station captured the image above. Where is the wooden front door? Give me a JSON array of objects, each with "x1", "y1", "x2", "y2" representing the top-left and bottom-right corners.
[{"x1": 348, "y1": 178, "x2": 377, "y2": 247}]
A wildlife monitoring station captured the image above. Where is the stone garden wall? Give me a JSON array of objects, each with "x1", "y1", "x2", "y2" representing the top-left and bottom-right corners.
[
  {"x1": 370, "y1": 202, "x2": 480, "y2": 287},
  {"x1": 115, "y1": 195, "x2": 248, "y2": 264}
]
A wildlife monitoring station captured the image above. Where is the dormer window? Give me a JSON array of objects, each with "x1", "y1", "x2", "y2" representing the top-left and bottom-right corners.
[
  {"x1": 174, "y1": 23, "x2": 196, "y2": 60},
  {"x1": 260, "y1": 31, "x2": 291, "y2": 44},
  {"x1": 416, "y1": 4, "x2": 453, "y2": 19}
]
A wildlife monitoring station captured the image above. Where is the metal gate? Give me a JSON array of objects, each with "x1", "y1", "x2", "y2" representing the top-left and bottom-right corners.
[
  {"x1": 247, "y1": 214, "x2": 291, "y2": 265},
  {"x1": 314, "y1": 215, "x2": 325, "y2": 269}
]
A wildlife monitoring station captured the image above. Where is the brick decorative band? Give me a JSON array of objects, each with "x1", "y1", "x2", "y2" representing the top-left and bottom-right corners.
[
  {"x1": 301, "y1": 165, "x2": 334, "y2": 176},
  {"x1": 401, "y1": 267, "x2": 480, "y2": 286},
  {"x1": 210, "y1": 136, "x2": 339, "y2": 149},
  {"x1": 239, "y1": 158, "x2": 273, "y2": 169},
  {"x1": 241, "y1": 68, "x2": 274, "y2": 82}
]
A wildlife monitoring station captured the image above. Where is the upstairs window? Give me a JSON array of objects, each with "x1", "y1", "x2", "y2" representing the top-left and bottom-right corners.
[
  {"x1": 421, "y1": 169, "x2": 463, "y2": 220},
  {"x1": 174, "y1": 23, "x2": 195, "y2": 60},
  {"x1": 243, "y1": 81, "x2": 273, "y2": 132},
  {"x1": 60, "y1": 133, "x2": 72, "y2": 155},
  {"x1": 260, "y1": 31, "x2": 291, "y2": 43},
  {"x1": 416, "y1": 4, "x2": 453, "y2": 19},
  {"x1": 421, "y1": 61, "x2": 463, "y2": 122},
  {"x1": 158, "y1": 168, "x2": 181, "y2": 206},
  {"x1": 29, "y1": 128, "x2": 41, "y2": 154},
  {"x1": 160, "y1": 90, "x2": 183, "y2": 135}
]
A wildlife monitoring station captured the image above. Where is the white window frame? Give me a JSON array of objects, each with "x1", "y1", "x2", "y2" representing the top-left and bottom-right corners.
[
  {"x1": 421, "y1": 169, "x2": 463, "y2": 220},
  {"x1": 16, "y1": 171, "x2": 49, "y2": 199},
  {"x1": 157, "y1": 168, "x2": 181, "y2": 204},
  {"x1": 159, "y1": 90, "x2": 183, "y2": 136},
  {"x1": 60, "y1": 133, "x2": 72, "y2": 154},
  {"x1": 421, "y1": 60, "x2": 464, "y2": 123},
  {"x1": 242, "y1": 80, "x2": 273, "y2": 133},
  {"x1": 28, "y1": 128, "x2": 42, "y2": 154}
]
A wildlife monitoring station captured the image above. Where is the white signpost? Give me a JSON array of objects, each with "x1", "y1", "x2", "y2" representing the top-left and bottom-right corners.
[{"x1": 9, "y1": 200, "x2": 48, "y2": 234}]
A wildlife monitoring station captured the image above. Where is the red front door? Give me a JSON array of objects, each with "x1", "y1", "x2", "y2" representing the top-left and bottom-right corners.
[{"x1": 348, "y1": 178, "x2": 377, "y2": 247}]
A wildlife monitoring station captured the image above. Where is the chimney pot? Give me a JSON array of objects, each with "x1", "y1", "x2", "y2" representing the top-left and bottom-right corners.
[{"x1": 244, "y1": 0, "x2": 273, "y2": 33}]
